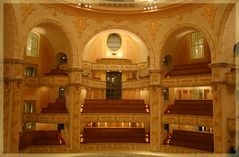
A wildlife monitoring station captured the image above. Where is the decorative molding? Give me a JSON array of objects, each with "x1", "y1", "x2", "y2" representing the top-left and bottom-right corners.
[
  {"x1": 209, "y1": 62, "x2": 230, "y2": 68},
  {"x1": 68, "y1": 68, "x2": 84, "y2": 72},
  {"x1": 3, "y1": 59, "x2": 25, "y2": 64}
]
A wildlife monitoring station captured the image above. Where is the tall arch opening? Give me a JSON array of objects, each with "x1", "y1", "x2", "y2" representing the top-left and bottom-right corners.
[
  {"x1": 82, "y1": 29, "x2": 150, "y2": 99},
  {"x1": 160, "y1": 27, "x2": 211, "y2": 77}
]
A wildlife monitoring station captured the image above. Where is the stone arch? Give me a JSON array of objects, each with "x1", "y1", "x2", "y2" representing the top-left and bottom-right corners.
[
  {"x1": 21, "y1": 18, "x2": 77, "y2": 67},
  {"x1": 4, "y1": 3, "x2": 20, "y2": 59},
  {"x1": 158, "y1": 23, "x2": 216, "y2": 69},
  {"x1": 81, "y1": 25, "x2": 155, "y2": 68},
  {"x1": 218, "y1": 5, "x2": 235, "y2": 64}
]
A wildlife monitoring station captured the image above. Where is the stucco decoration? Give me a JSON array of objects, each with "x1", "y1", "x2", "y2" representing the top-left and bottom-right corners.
[
  {"x1": 72, "y1": 16, "x2": 89, "y2": 40},
  {"x1": 147, "y1": 20, "x2": 161, "y2": 40},
  {"x1": 43, "y1": 4, "x2": 76, "y2": 17},
  {"x1": 200, "y1": 4, "x2": 217, "y2": 29},
  {"x1": 20, "y1": 3, "x2": 36, "y2": 24}
]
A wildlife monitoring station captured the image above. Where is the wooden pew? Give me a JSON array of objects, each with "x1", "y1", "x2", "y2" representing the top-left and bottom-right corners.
[
  {"x1": 164, "y1": 100, "x2": 213, "y2": 116},
  {"x1": 83, "y1": 128, "x2": 146, "y2": 143},
  {"x1": 163, "y1": 130, "x2": 214, "y2": 152},
  {"x1": 19, "y1": 130, "x2": 66, "y2": 149},
  {"x1": 165, "y1": 62, "x2": 211, "y2": 77},
  {"x1": 41, "y1": 98, "x2": 67, "y2": 113}
]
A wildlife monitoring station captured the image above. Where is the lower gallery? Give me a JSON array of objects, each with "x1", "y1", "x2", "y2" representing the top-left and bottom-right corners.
[{"x1": 2, "y1": 0, "x2": 239, "y2": 156}]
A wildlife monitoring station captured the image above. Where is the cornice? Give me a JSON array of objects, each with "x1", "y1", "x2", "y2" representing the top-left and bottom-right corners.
[
  {"x1": 209, "y1": 62, "x2": 230, "y2": 68},
  {"x1": 2, "y1": 58, "x2": 25, "y2": 64}
]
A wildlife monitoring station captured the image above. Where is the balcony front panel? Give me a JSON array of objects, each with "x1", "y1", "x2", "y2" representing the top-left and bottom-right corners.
[
  {"x1": 81, "y1": 113, "x2": 149, "y2": 123},
  {"x1": 23, "y1": 113, "x2": 69, "y2": 123},
  {"x1": 20, "y1": 145, "x2": 70, "y2": 153},
  {"x1": 40, "y1": 76, "x2": 69, "y2": 86},
  {"x1": 162, "y1": 114, "x2": 213, "y2": 127},
  {"x1": 91, "y1": 64, "x2": 138, "y2": 71},
  {"x1": 80, "y1": 143, "x2": 150, "y2": 151},
  {"x1": 122, "y1": 79, "x2": 150, "y2": 89},
  {"x1": 162, "y1": 76, "x2": 211, "y2": 87},
  {"x1": 161, "y1": 145, "x2": 212, "y2": 153}
]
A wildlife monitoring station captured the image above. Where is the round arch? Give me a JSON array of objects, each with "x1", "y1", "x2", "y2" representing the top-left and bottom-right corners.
[
  {"x1": 81, "y1": 26, "x2": 155, "y2": 68},
  {"x1": 158, "y1": 23, "x2": 216, "y2": 68},
  {"x1": 21, "y1": 18, "x2": 77, "y2": 67},
  {"x1": 4, "y1": 3, "x2": 20, "y2": 59},
  {"x1": 218, "y1": 5, "x2": 235, "y2": 64}
]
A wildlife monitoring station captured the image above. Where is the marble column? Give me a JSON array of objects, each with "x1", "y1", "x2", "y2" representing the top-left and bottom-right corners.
[
  {"x1": 210, "y1": 63, "x2": 234, "y2": 153},
  {"x1": 149, "y1": 69, "x2": 163, "y2": 152}
]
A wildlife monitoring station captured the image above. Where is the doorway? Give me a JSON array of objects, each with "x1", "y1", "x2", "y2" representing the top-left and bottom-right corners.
[{"x1": 106, "y1": 71, "x2": 122, "y2": 99}]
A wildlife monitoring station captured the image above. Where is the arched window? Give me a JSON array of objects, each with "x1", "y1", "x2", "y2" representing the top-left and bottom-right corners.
[
  {"x1": 24, "y1": 66, "x2": 37, "y2": 77},
  {"x1": 191, "y1": 31, "x2": 204, "y2": 59},
  {"x1": 26, "y1": 31, "x2": 40, "y2": 57}
]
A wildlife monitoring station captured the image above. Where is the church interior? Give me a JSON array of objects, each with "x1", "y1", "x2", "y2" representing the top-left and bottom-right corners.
[{"x1": 2, "y1": 0, "x2": 239, "y2": 155}]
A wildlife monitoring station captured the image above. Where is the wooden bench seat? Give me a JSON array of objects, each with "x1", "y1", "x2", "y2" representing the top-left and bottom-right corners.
[
  {"x1": 164, "y1": 100, "x2": 213, "y2": 116},
  {"x1": 163, "y1": 130, "x2": 213, "y2": 152},
  {"x1": 41, "y1": 98, "x2": 68, "y2": 113},
  {"x1": 83, "y1": 128, "x2": 147, "y2": 143},
  {"x1": 165, "y1": 62, "x2": 211, "y2": 77},
  {"x1": 19, "y1": 130, "x2": 66, "y2": 149}
]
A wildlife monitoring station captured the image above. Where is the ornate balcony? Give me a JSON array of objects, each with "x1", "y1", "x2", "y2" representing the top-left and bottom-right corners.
[
  {"x1": 23, "y1": 113, "x2": 69, "y2": 124},
  {"x1": 162, "y1": 76, "x2": 211, "y2": 87},
  {"x1": 162, "y1": 114, "x2": 213, "y2": 127}
]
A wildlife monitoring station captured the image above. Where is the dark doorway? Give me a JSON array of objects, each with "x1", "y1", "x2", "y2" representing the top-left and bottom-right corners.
[{"x1": 106, "y1": 71, "x2": 122, "y2": 99}]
